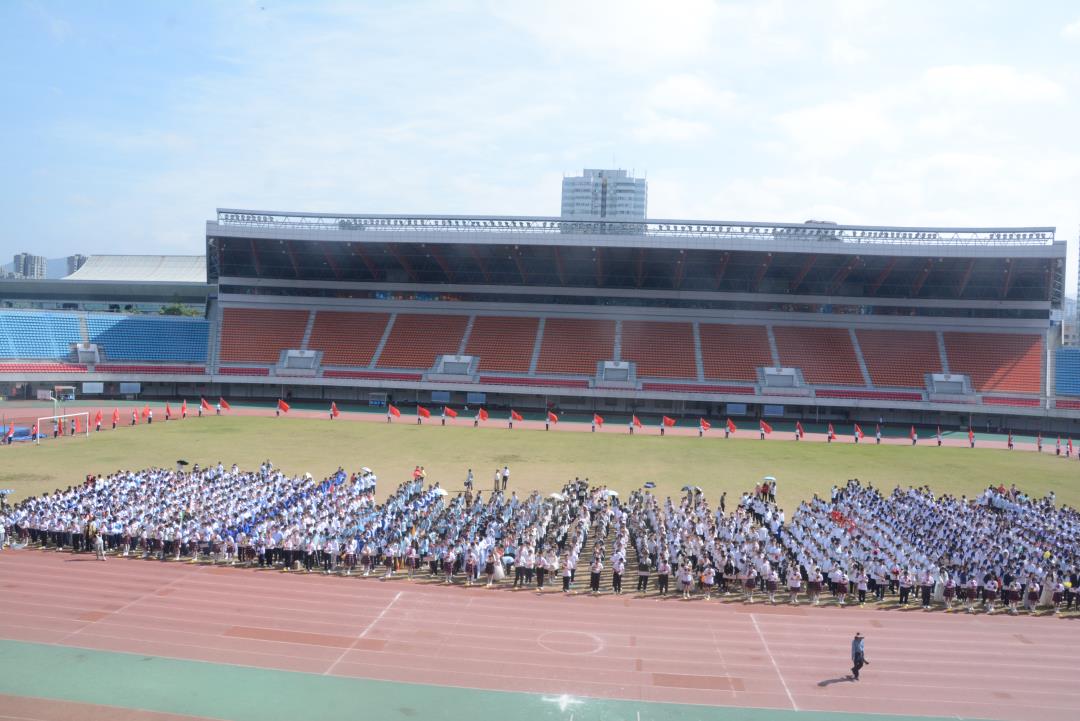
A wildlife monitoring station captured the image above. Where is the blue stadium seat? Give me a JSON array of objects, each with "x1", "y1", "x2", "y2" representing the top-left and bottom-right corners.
[
  {"x1": 86, "y1": 315, "x2": 208, "y2": 363},
  {"x1": 1055, "y1": 348, "x2": 1080, "y2": 396},
  {"x1": 0, "y1": 311, "x2": 82, "y2": 359}
]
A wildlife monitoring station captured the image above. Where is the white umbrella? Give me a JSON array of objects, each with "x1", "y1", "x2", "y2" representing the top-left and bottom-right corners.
[
  {"x1": 763, "y1": 476, "x2": 777, "y2": 481},
  {"x1": 361, "y1": 467, "x2": 372, "y2": 474},
  {"x1": 601, "y1": 489, "x2": 619, "y2": 497},
  {"x1": 548, "y1": 492, "x2": 566, "y2": 501},
  {"x1": 432, "y1": 488, "x2": 448, "y2": 496}
]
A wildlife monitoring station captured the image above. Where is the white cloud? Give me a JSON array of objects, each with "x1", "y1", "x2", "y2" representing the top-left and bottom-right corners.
[
  {"x1": 646, "y1": 75, "x2": 737, "y2": 112},
  {"x1": 630, "y1": 111, "x2": 713, "y2": 143},
  {"x1": 1063, "y1": 18, "x2": 1080, "y2": 39},
  {"x1": 922, "y1": 64, "x2": 1064, "y2": 103}
]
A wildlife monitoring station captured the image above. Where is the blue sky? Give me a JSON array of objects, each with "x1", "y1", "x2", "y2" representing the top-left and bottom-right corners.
[{"x1": 2, "y1": 1, "x2": 1079, "y2": 291}]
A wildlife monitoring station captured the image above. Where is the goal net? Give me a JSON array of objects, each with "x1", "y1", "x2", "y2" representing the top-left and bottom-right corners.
[{"x1": 34, "y1": 412, "x2": 90, "y2": 444}]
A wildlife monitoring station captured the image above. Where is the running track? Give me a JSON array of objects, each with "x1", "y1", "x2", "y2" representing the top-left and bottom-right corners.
[{"x1": 0, "y1": 549, "x2": 1075, "y2": 721}]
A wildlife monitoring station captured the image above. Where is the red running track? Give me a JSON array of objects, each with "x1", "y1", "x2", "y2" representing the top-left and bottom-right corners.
[{"x1": 0, "y1": 550, "x2": 1076, "y2": 721}]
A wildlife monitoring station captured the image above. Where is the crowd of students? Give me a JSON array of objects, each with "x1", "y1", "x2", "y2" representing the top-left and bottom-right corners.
[{"x1": 0, "y1": 465, "x2": 1075, "y2": 615}]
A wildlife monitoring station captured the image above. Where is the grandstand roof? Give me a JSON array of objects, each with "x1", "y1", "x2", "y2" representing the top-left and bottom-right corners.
[{"x1": 65, "y1": 255, "x2": 206, "y2": 283}]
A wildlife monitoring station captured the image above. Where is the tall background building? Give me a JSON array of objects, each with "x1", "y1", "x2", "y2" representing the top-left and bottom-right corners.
[
  {"x1": 66, "y1": 254, "x2": 88, "y2": 275},
  {"x1": 560, "y1": 168, "x2": 647, "y2": 220},
  {"x1": 13, "y1": 252, "x2": 47, "y2": 279}
]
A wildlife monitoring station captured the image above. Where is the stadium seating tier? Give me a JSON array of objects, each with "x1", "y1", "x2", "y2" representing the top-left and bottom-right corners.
[
  {"x1": 86, "y1": 315, "x2": 208, "y2": 363},
  {"x1": 0, "y1": 312, "x2": 82, "y2": 360},
  {"x1": 855, "y1": 329, "x2": 940, "y2": 388},
  {"x1": 376, "y1": 314, "x2": 469, "y2": 369},
  {"x1": 698, "y1": 324, "x2": 771, "y2": 382},
  {"x1": 620, "y1": 321, "x2": 696, "y2": 379},
  {"x1": 307, "y1": 311, "x2": 390, "y2": 367},
  {"x1": 943, "y1": 332, "x2": 1042, "y2": 393},
  {"x1": 220, "y1": 308, "x2": 309, "y2": 363},
  {"x1": 464, "y1": 316, "x2": 539, "y2": 372},
  {"x1": 535, "y1": 318, "x2": 615, "y2": 375},
  {"x1": 773, "y1": 326, "x2": 864, "y2": 386}
]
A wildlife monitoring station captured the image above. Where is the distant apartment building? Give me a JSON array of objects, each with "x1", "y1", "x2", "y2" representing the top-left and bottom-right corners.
[
  {"x1": 13, "y1": 253, "x2": 47, "y2": 279},
  {"x1": 66, "y1": 254, "x2": 88, "y2": 275},
  {"x1": 561, "y1": 168, "x2": 647, "y2": 221}
]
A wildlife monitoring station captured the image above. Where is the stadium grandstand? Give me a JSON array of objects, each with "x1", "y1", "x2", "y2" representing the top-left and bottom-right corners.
[{"x1": 0, "y1": 209, "x2": 1075, "y2": 432}]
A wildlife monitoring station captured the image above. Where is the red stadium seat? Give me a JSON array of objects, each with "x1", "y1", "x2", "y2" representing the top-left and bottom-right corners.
[
  {"x1": 982, "y1": 396, "x2": 1040, "y2": 407},
  {"x1": 816, "y1": 389, "x2": 923, "y2": 402},
  {"x1": 218, "y1": 366, "x2": 270, "y2": 376},
  {"x1": 323, "y1": 370, "x2": 423, "y2": 381},
  {"x1": 699, "y1": 324, "x2": 771, "y2": 382},
  {"x1": 96, "y1": 364, "x2": 204, "y2": 375},
  {"x1": 774, "y1": 326, "x2": 864, "y2": 386},
  {"x1": 856, "y1": 329, "x2": 941, "y2": 388},
  {"x1": 620, "y1": 321, "x2": 696, "y2": 379},
  {"x1": 535, "y1": 318, "x2": 615, "y2": 375},
  {"x1": 641, "y1": 382, "x2": 755, "y2": 395},
  {"x1": 477, "y1": 375, "x2": 590, "y2": 389},
  {"x1": 943, "y1": 332, "x2": 1042, "y2": 393},
  {"x1": 308, "y1": 311, "x2": 390, "y2": 367},
  {"x1": 465, "y1": 316, "x2": 539, "y2": 372},
  {"x1": 0, "y1": 363, "x2": 87, "y2": 373},
  {"x1": 376, "y1": 314, "x2": 469, "y2": 369},
  {"x1": 220, "y1": 309, "x2": 309, "y2": 363}
]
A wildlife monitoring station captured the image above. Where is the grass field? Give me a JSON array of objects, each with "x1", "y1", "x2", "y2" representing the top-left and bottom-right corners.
[{"x1": 1, "y1": 415, "x2": 1077, "y2": 509}]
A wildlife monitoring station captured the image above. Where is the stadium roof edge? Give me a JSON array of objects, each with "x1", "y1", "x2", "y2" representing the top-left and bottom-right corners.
[{"x1": 215, "y1": 208, "x2": 1055, "y2": 235}]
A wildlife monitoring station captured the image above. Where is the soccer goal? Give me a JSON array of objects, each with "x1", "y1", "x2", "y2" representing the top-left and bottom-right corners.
[{"x1": 34, "y1": 412, "x2": 90, "y2": 444}]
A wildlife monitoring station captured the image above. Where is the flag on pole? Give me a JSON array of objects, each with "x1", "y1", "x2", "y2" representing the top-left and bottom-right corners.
[
  {"x1": 968, "y1": 427, "x2": 974, "y2": 444},
  {"x1": 796, "y1": 420, "x2": 804, "y2": 437},
  {"x1": 662, "y1": 416, "x2": 676, "y2": 427},
  {"x1": 511, "y1": 410, "x2": 523, "y2": 422},
  {"x1": 94, "y1": 409, "x2": 103, "y2": 426},
  {"x1": 5, "y1": 424, "x2": 13, "y2": 439},
  {"x1": 165, "y1": 402, "x2": 172, "y2": 419},
  {"x1": 827, "y1": 423, "x2": 836, "y2": 440},
  {"x1": 632, "y1": 414, "x2": 642, "y2": 428},
  {"x1": 388, "y1": 404, "x2": 401, "y2": 418},
  {"x1": 219, "y1": 398, "x2": 231, "y2": 411},
  {"x1": 726, "y1": 418, "x2": 737, "y2": 433},
  {"x1": 477, "y1": 408, "x2": 488, "y2": 421},
  {"x1": 417, "y1": 406, "x2": 431, "y2": 419},
  {"x1": 331, "y1": 402, "x2": 340, "y2": 418},
  {"x1": 760, "y1": 419, "x2": 773, "y2": 435},
  {"x1": 201, "y1": 397, "x2": 211, "y2": 411},
  {"x1": 854, "y1": 423, "x2": 864, "y2": 440},
  {"x1": 593, "y1": 413, "x2": 604, "y2": 427},
  {"x1": 1069, "y1": 438, "x2": 1074, "y2": 455},
  {"x1": 181, "y1": 399, "x2": 188, "y2": 417},
  {"x1": 141, "y1": 405, "x2": 150, "y2": 419},
  {"x1": 700, "y1": 418, "x2": 712, "y2": 431},
  {"x1": 444, "y1": 406, "x2": 458, "y2": 418},
  {"x1": 75, "y1": 416, "x2": 81, "y2": 434},
  {"x1": 112, "y1": 408, "x2": 120, "y2": 425},
  {"x1": 547, "y1": 411, "x2": 558, "y2": 424},
  {"x1": 910, "y1": 425, "x2": 916, "y2": 440},
  {"x1": 277, "y1": 399, "x2": 290, "y2": 414}
]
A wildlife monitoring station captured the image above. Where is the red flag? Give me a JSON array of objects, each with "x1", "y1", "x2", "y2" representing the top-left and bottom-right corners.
[
  {"x1": 593, "y1": 413, "x2": 604, "y2": 427},
  {"x1": 75, "y1": 416, "x2": 81, "y2": 434},
  {"x1": 31, "y1": 422, "x2": 38, "y2": 437},
  {"x1": 828, "y1": 423, "x2": 836, "y2": 440},
  {"x1": 219, "y1": 398, "x2": 231, "y2": 411},
  {"x1": 478, "y1": 408, "x2": 488, "y2": 421},
  {"x1": 417, "y1": 406, "x2": 431, "y2": 418},
  {"x1": 200, "y1": 397, "x2": 211, "y2": 411},
  {"x1": 181, "y1": 399, "x2": 187, "y2": 416},
  {"x1": 547, "y1": 411, "x2": 558, "y2": 424},
  {"x1": 112, "y1": 408, "x2": 120, "y2": 424},
  {"x1": 277, "y1": 399, "x2": 290, "y2": 413},
  {"x1": 854, "y1": 423, "x2": 864, "y2": 439},
  {"x1": 726, "y1": 418, "x2": 737, "y2": 433},
  {"x1": 936, "y1": 425, "x2": 941, "y2": 437},
  {"x1": 760, "y1": 420, "x2": 773, "y2": 435},
  {"x1": 141, "y1": 405, "x2": 149, "y2": 419},
  {"x1": 1008, "y1": 431, "x2": 1013, "y2": 445},
  {"x1": 166, "y1": 402, "x2": 172, "y2": 417},
  {"x1": 700, "y1": 418, "x2": 711, "y2": 431},
  {"x1": 94, "y1": 409, "x2": 102, "y2": 426},
  {"x1": 132, "y1": 409, "x2": 139, "y2": 424},
  {"x1": 662, "y1": 416, "x2": 676, "y2": 427},
  {"x1": 796, "y1": 420, "x2": 804, "y2": 436},
  {"x1": 388, "y1": 404, "x2": 401, "y2": 417},
  {"x1": 331, "y1": 402, "x2": 340, "y2": 418},
  {"x1": 909, "y1": 425, "x2": 916, "y2": 440},
  {"x1": 444, "y1": 406, "x2": 458, "y2": 418},
  {"x1": 632, "y1": 415, "x2": 642, "y2": 428},
  {"x1": 1069, "y1": 438, "x2": 1074, "y2": 454},
  {"x1": 511, "y1": 410, "x2": 523, "y2": 422},
  {"x1": 968, "y1": 427, "x2": 974, "y2": 443},
  {"x1": 5, "y1": 424, "x2": 13, "y2": 439}
]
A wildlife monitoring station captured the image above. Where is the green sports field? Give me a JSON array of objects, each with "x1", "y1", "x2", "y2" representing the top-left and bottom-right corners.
[{"x1": 0, "y1": 414, "x2": 1076, "y2": 509}]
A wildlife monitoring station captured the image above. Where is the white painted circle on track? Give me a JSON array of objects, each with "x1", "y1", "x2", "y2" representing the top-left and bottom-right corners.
[{"x1": 536, "y1": 630, "x2": 605, "y2": 655}]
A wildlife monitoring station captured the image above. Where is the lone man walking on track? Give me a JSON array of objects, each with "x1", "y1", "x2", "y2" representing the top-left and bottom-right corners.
[{"x1": 850, "y1": 632, "x2": 869, "y2": 681}]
